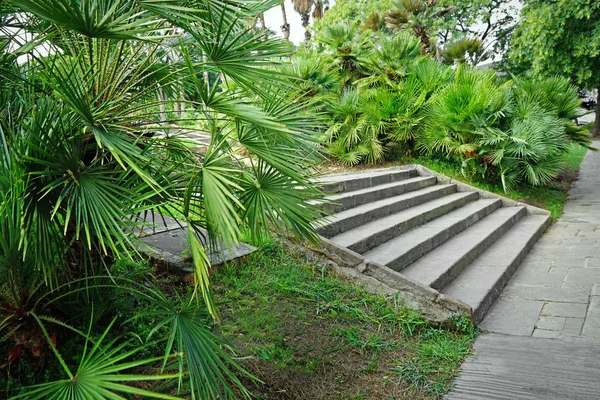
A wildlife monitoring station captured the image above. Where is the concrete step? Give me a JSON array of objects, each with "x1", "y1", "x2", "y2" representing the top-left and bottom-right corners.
[
  {"x1": 316, "y1": 184, "x2": 457, "y2": 238},
  {"x1": 318, "y1": 168, "x2": 417, "y2": 193},
  {"x1": 322, "y1": 176, "x2": 436, "y2": 214},
  {"x1": 402, "y1": 206, "x2": 526, "y2": 290},
  {"x1": 329, "y1": 191, "x2": 479, "y2": 254},
  {"x1": 442, "y1": 214, "x2": 552, "y2": 323},
  {"x1": 364, "y1": 199, "x2": 502, "y2": 272}
]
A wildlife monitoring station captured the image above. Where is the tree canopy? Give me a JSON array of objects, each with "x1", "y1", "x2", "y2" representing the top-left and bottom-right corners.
[
  {"x1": 314, "y1": 0, "x2": 519, "y2": 65},
  {"x1": 510, "y1": 0, "x2": 600, "y2": 134}
]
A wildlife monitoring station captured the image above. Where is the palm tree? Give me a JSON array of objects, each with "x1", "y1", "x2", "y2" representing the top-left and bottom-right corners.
[
  {"x1": 0, "y1": 0, "x2": 323, "y2": 397},
  {"x1": 292, "y1": 0, "x2": 314, "y2": 41},
  {"x1": 384, "y1": 0, "x2": 455, "y2": 54},
  {"x1": 281, "y1": 1, "x2": 291, "y2": 41},
  {"x1": 313, "y1": 0, "x2": 324, "y2": 20}
]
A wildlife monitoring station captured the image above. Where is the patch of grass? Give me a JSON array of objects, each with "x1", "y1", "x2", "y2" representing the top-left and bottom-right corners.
[
  {"x1": 394, "y1": 143, "x2": 588, "y2": 219},
  {"x1": 562, "y1": 142, "x2": 588, "y2": 170},
  {"x1": 212, "y1": 240, "x2": 475, "y2": 399}
]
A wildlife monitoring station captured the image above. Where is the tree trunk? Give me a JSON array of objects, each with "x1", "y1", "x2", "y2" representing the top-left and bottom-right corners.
[
  {"x1": 414, "y1": 25, "x2": 432, "y2": 55},
  {"x1": 594, "y1": 86, "x2": 600, "y2": 137},
  {"x1": 281, "y1": 1, "x2": 290, "y2": 41},
  {"x1": 301, "y1": 13, "x2": 311, "y2": 42}
]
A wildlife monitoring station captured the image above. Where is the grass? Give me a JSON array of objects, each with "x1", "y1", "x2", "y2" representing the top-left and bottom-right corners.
[
  {"x1": 392, "y1": 143, "x2": 588, "y2": 220},
  {"x1": 212, "y1": 238, "x2": 476, "y2": 399}
]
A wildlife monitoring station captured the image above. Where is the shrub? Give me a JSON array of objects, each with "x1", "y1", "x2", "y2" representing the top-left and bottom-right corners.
[
  {"x1": 296, "y1": 23, "x2": 593, "y2": 190},
  {"x1": 0, "y1": 0, "x2": 323, "y2": 398}
]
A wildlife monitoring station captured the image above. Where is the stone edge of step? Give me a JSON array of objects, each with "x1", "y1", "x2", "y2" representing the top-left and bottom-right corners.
[
  {"x1": 316, "y1": 164, "x2": 550, "y2": 217},
  {"x1": 470, "y1": 214, "x2": 553, "y2": 323},
  {"x1": 317, "y1": 167, "x2": 417, "y2": 193},
  {"x1": 313, "y1": 235, "x2": 474, "y2": 326},
  {"x1": 315, "y1": 184, "x2": 457, "y2": 238},
  {"x1": 410, "y1": 164, "x2": 551, "y2": 216}
]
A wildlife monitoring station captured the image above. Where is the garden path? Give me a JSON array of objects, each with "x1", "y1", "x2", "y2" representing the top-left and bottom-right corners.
[
  {"x1": 447, "y1": 141, "x2": 600, "y2": 399},
  {"x1": 481, "y1": 141, "x2": 600, "y2": 338}
]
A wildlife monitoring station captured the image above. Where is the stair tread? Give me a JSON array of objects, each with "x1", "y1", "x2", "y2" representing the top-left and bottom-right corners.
[
  {"x1": 442, "y1": 214, "x2": 551, "y2": 314},
  {"x1": 402, "y1": 206, "x2": 526, "y2": 288},
  {"x1": 325, "y1": 176, "x2": 435, "y2": 200},
  {"x1": 318, "y1": 184, "x2": 455, "y2": 227},
  {"x1": 363, "y1": 199, "x2": 502, "y2": 267},
  {"x1": 329, "y1": 191, "x2": 477, "y2": 250},
  {"x1": 318, "y1": 168, "x2": 415, "y2": 183}
]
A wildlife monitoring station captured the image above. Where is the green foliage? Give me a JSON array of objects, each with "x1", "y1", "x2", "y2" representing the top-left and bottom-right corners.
[
  {"x1": 11, "y1": 317, "x2": 181, "y2": 400},
  {"x1": 419, "y1": 68, "x2": 592, "y2": 191},
  {"x1": 419, "y1": 65, "x2": 508, "y2": 157},
  {"x1": 1, "y1": 0, "x2": 325, "y2": 397},
  {"x1": 294, "y1": 27, "x2": 443, "y2": 164},
  {"x1": 312, "y1": 0, "x2": 394, "y2": 33},
  {"x1": 441, "y1": 36, "x2": 488, "y2": 66},
  {"x1": 510, "y1": 0, "x2": 600, "y2": 90},
  {"x1": 294, "y1": 19, "x2": 591, "y2": 191}
]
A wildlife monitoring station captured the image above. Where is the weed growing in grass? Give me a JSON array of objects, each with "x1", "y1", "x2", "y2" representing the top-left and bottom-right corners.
[
  {"x1": 393, "y1": 328, "x2": 473, "y2": 396},
  {"x1": 254, "y1": 337, "x2": 295, "y2": 368},
  {"x1": 449, "y1": 313, "x2": 477, "y2": 338},
  {"x1": 332, "y1": 327, "x2": 395, "y2": 353}
]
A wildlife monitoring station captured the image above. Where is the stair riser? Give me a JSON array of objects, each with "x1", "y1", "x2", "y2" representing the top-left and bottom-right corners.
[
  {"x1": 348, "y1": 192, "x2": 478, "y2": 254},
  {"x1": 387, "y1": 201, "x2": 503, "y2": 272},
  {"x1": 431, "y1": 208, "x2": 527, "y2": 290},
  {"x1": 317, "y1": 185, "x2": 457, "y2": 238},
  {"x1": 325, "y1": 177, "x2": 436, "y2": 214},
  {"x1": 320, "y1": 169, "x2": 417, "y2": 193},
  {"x1": 473, "y1": 217, "x2": 552, "y2": 323}
]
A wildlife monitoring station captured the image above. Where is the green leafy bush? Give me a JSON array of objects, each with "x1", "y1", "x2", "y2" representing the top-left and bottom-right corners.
[
  {"x1": 0, "y1": 0, "x2": 324, "y2": 398},
  {"x1": 291, "y1": 22, "x2": 593, "y2": 190}
]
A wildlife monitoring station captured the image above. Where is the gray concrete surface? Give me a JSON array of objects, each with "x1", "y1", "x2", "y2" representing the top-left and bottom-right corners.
[
  {"x1": 481, "y1": 145, "x2": 600, "y2": 338},
  {"x1": 446, "y1": 333, "x2": 600, "y2": 400},
  {"x1": 447, "y1": 144, "x2": 600, "y2": 399},
  {"x1": 137, "y1": 212, "x2": 257, "y2": 270}
]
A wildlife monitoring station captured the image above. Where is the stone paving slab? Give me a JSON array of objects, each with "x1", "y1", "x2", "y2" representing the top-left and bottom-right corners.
[
  {"x1": 136, "y1": 212, "x2": 257, "y2": 271},
  {"x1": 447, "y1": 333, "x2": 600, "y2": 400},
  {"x1": 448, "y1": 144, "x2": 600, "y2": 399},
  {"x1": 480, "y1": 145, "x2": 600, "y2": 339}
]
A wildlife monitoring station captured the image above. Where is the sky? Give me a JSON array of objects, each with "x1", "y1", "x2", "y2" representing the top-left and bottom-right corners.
[{"x1": 263, "y1": 0, "x2": 309, "y2": 45}]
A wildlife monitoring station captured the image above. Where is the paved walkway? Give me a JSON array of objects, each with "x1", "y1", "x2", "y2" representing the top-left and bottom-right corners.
[
  {"x1": 447, "y1": 334, "x2": 600, "y2": 400},
  {"x1": 481, "y1": 144, "x2": 600, "y2": 338},
  {"x1": 447, "y1": 144, "x2": 600, "y2": 399}
]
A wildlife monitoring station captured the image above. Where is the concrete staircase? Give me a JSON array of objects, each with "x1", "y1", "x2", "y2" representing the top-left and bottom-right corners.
[{"x1": 315, "y1": 167, "x2": 551, "y2": 324}]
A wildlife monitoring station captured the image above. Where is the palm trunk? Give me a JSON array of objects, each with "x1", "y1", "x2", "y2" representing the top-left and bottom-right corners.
[
  {"x1": 594, "y1": 86, "x2": 600, "y2": 137},
  {"x1": 414, "y1": 25, "x2": 432, "y2": 55},
  {"x1": 259, "y1": 13, "x2": 266, "y2": 31},
  {"x1": 280, "y1": 1, "x2": 290, "y2": 41},
  {"x1": 301, "y1": 13, "x2": 311, "y2": 42}
]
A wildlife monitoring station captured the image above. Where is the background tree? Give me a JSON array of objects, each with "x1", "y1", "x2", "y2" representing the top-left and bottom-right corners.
[
  {"x1": 384, "y1": 0, "x2": 455, "y2": 55},
  {"x1": 314, "y1": 0, "x2": 519, "y2": 64},
  {"x1": 312, "y1": 0, "x2": 394, "y2": 34},
  {"x1": 280, "y1": 1, "x2": 291, "y2": 41},
  {"x1": 509, "y1": 0, "x2": 600, "y2": 136},
  {"x1": 292, "y1": 0, "x2": 314, "y2": 41},
  {"x1": 438, "y1": 0, "x2": 520, "y2": 59}
]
